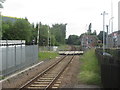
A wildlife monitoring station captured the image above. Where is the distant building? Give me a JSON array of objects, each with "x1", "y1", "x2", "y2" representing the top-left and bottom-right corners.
[
  {"x1": 118, "y1": 1, "x2": 120, "y2": 30},
  {"x1": 107, "y1": 31, "x2": 120, "y2": 48},
  {"x1": 2, "y1": 16, "x2": 24, "y2": 23},
  {"x1": 81, "y1": 34, "x2": 98, "y2": 50}
]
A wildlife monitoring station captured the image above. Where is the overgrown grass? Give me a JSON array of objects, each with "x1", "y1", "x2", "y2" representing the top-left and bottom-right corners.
[
  {"x1": 0, "y1": 76, "x2": 5, "y2": 80},
  {"x1": 78, "y1": 49, "x2": 101, "y2": 85},
  {"x1": 39, "y1": 51, "x2": 59, "y2": 61}
]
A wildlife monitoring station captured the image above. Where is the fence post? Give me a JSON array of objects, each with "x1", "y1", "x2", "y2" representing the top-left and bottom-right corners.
[
  {"x1": 15, "y1": 44, "x2": 16, "y2": 69},
  {"x1": 20, "y1": 40, "x2": 22, "y2": 69},
  {"x1": 5, "y1": 40, "x2": 8, "y2": 76}
]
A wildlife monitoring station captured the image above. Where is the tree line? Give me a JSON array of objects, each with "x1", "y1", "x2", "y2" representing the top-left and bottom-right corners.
[
  {"x1": 2, "y1": 16, "x2": 67, "y2": 46},
  {"x1": 2, "y1": 17, "x2": 105, "y2": 46}
]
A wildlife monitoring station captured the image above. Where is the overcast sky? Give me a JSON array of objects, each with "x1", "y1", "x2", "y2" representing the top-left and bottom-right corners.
[{"x1": 1, "y1": 0, "x2": 120, "y2": 38}]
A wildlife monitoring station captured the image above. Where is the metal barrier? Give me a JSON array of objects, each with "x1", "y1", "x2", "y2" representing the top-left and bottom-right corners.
[
  {"x1": 0, "y1": 40, "x2": 38, "y2": 77},
  {"x1": 95, "y1": 48, "x2": 120, "y2": 88}
]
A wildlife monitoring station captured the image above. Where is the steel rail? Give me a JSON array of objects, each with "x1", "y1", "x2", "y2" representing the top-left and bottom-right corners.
[
  {"x1": 45, "y1": 55, "x2": 74, "y2": 89},
  {"x1": 18, "y1": 55, "x2": 67, "y2": 90}
]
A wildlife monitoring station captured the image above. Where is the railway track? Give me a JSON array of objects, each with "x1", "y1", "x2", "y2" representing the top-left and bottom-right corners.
[{"x1": 19, "y1": 53, "x2": 75, "y2": 90}]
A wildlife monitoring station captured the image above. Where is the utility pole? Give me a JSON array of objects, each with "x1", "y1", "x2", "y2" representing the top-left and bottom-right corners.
[
  {"x1": 106, "y1": 25, "x2": 109, "y2": 48},
  {"x1": 111, "y1": 0, "x2": 114, "y2": 33},
  {"x1": 37, "y1": 23, "x2": 40, "y2": 46},
  {"x1": 101, "y1": 11, "x2": 108, "y2": 52},
  {"x1": 48, "y1": 26, "x2": 50, "y2": 50},
  {"x1": 109, "y1": 17, "x2": 114, "y2": 34}
]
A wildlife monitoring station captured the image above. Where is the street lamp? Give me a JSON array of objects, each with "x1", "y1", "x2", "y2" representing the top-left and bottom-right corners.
[
  {"x1": 109, "y1": 17, "x2": 114, "y2": 34},
  {"x1": 101, "y1": 11, "x2": 108, "y2": 52}
]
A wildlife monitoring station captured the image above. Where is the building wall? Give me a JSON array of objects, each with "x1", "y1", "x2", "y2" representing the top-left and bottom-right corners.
[
  {"x1": 81, "y1": 35, "x2": 97, "y2": 50},
  {"x1": 107, "y1": 31, "x2": 120, "y2": 48},
  {"x1": 118, "y1": 1, "x2": 120, "y2": 30}
]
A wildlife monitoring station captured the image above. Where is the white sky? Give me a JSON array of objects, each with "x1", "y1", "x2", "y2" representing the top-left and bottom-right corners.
[{"x1": 1, "y1": 0, "x2": 120, "y2": 38}]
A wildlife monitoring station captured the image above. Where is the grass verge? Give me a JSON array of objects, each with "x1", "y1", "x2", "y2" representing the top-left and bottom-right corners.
[
  {"x1": 39, "y1": 51, "x2": 59, "y2": 61},
  {"x1": 58, "y1": 45, "x2": 70, "y2": 51},
  {"x1": 78, "y1": 49, "x2": 101, "y2": 85},
  {"x1": 0, "y1": 76, "x2": 5, "y2": 80}
]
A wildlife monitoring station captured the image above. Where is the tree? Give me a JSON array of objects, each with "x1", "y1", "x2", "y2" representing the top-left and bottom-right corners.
[
  {"x1": 2, "y1": 19, "x2": 33, "y2": 43},
  {"x1": 93, "y1": 30, "x2": 97, "y2": 35},
  {"x1": 2, "y1": 20, "x2": 13, "y2": 40},
  {"x1": 87, "y1": 23, "x2": 92, "y2": 34},
  {"x1": 97, "y1": 31, "x2": 107, "y2": 43},
  {"x1": 67, "y1": 35, "x2": 80, "y2": 45},
  {"x1": 38, "y1": 24, "x2": 49, "y2": 46},
  {"x1": 51, "y1": 24, "x2": 67, "y2": 45},
  {"x1": 0, "y1": 0, "x2": 5, "y2": 3},
  {"x1": 12, "y1": 19, "x2": 33, "y2": 42},
  {"x1": 0, "y1": 0, "x2": 5, "y2": 8}
]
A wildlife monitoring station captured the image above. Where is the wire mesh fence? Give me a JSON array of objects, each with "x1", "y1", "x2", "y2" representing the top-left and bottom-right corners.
[{"x1": 0, "y1": 40, "x2": 38, "y2": 77}]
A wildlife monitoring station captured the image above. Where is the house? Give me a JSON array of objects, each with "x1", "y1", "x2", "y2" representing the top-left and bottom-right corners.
[
  {"x1": 81, "y1": 34, "x2": 98, "y2": 50},
  {"x1": 107, "y1": 31, "x2": 120, "y2": 48}
]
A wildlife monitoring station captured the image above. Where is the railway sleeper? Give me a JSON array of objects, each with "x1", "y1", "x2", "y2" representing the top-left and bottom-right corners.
[
  {"x1": 30, "y1": 84, "x2": 48, "y2": 87},
  {"x1": 27, "y1": 87, "x2": 45, "y2": 89},
  {"x1": 53, "y1": 84, "x2": 60, "y2": 87},
  {"x1": 34, "y1": 82, "x2": 50, "y2": 84},
  {"x1": 52, "y1": 86, "x2": 58, "y2": 89},
  {"x1": 37, "y1": 79, "x2": 52, "y2": 82},
  {"x1": 39, "y1": 77, "x2": 54, "y2": 80}
]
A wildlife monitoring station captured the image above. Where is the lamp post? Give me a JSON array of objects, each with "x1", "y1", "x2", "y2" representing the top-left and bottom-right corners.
[
  {"x1": 101, "y1": 11, "x2": 108, "y2": 52},
  {"x1": 109, "y1": 17, "x2": 114, "y2": 48},
  {"x1": 106, "y1": 25, "x2": 109, "y2": 48},
  {"x1": 111, "y1": 0, "x2": 114, "y2": 33},
  {"x1": 109, "y1": 17, "x2": 114, "y2": 34}
]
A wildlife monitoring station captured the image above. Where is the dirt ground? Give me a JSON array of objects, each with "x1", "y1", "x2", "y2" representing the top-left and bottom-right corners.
[
  {"x1": 60, "y1": 55, "x2": 81, "y2": 88},
  {"x1": 60, "y1": 55, "x2": 101, "y2": 89}
]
